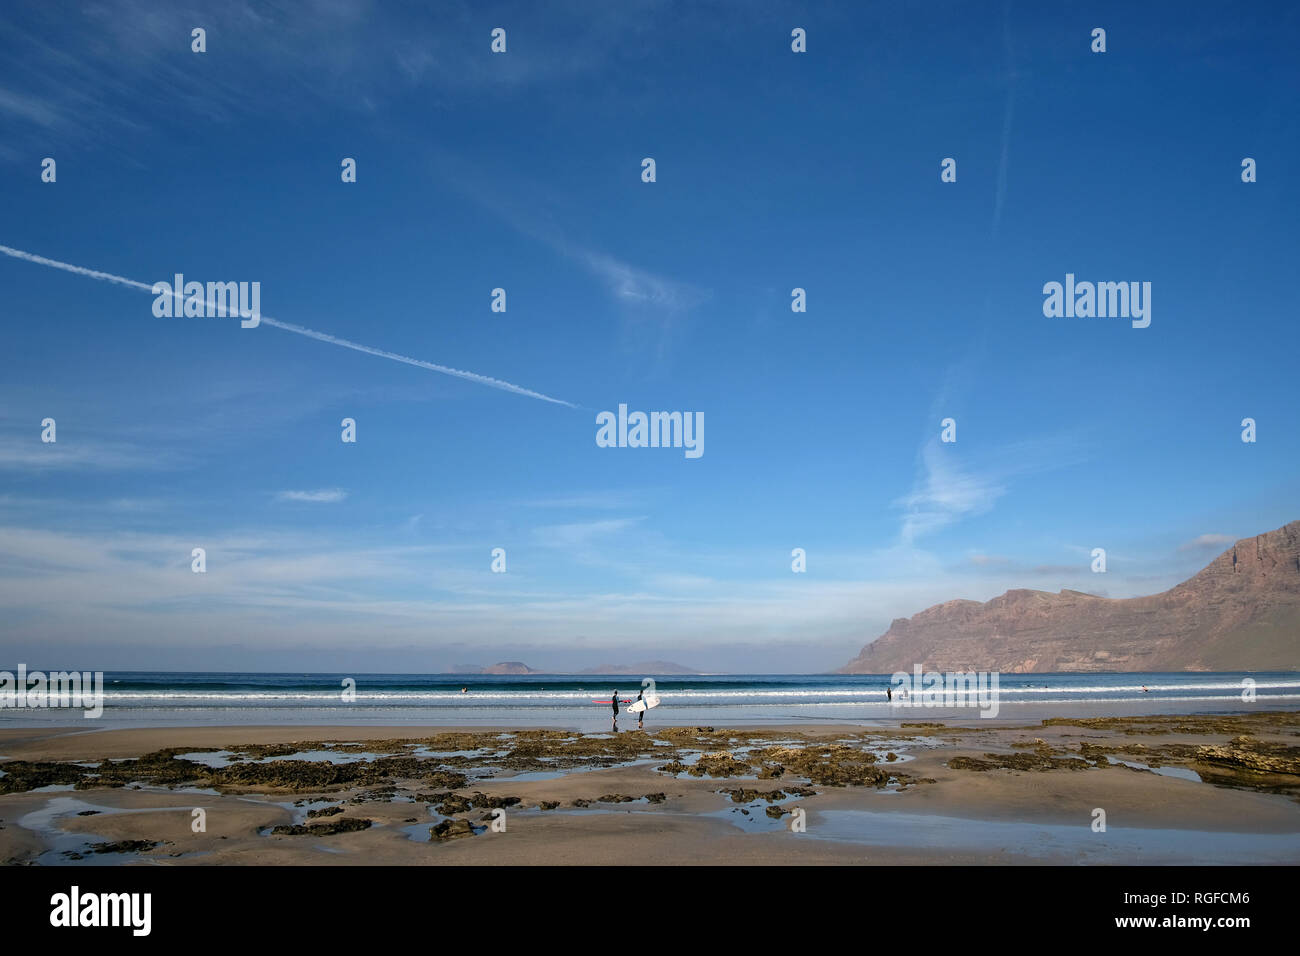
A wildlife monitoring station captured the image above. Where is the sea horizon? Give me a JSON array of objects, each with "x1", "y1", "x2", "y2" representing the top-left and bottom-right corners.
[{"x1": 4, "y1": 669, "x2": 1296, "y2": 728}]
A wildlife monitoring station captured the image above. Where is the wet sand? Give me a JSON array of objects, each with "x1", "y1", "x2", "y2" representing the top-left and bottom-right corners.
[{"x1": 3, "y1": 712, "x2": 1298, "y2": 865}]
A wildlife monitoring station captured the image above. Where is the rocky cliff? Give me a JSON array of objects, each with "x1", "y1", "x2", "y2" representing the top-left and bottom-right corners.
[{"x1": 839, "y1": 521, "x2": 1300, "y2": 673}]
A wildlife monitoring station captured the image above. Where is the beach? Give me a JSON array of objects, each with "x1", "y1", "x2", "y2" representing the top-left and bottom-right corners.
[{"x1": 4, "y1": 710, "x2": 1298, "y2": 866}]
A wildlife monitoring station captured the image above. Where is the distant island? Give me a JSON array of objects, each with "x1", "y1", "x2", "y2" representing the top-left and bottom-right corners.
[
  {"x1": 839, "y1": 520, "x2": 1300, "y2": 673},
  {"x1": 451, "y1": 662, "x2": 542, "y2": 675}
]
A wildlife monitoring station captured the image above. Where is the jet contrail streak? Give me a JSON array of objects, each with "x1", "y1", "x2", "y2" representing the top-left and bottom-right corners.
[{"x1": 0, "y1": 243, "x2": 577, "y2": 408}]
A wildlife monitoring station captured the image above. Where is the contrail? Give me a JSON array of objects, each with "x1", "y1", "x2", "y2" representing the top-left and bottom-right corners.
[{"x1": 0, "y1": 243, "x2": 578, "y2": 408}]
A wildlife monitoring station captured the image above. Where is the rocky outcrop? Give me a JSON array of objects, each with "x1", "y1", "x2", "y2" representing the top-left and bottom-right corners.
[{"x1": 480, "y1": 662, "x2": 540, "y2": 675}]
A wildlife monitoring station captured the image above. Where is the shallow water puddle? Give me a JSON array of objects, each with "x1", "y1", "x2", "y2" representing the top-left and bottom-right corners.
[
  {"x1": 1105, "y1": 756, "x2": 1202, "y2": 782},
  {"x1": 176, "y1": 748, "x2": 387, "y2": 768},
  {"x1": 803, "y1": 809, "x2": 1300, "y2": 864},
  {"x1": 17, "y1": 795, "x2": 190, "y2": 866}
]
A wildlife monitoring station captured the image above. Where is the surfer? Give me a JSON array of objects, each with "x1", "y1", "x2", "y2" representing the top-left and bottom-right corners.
[
  {"x1": 611, "y1": 689, "x2": 620, "y2": 732},
  {"x1": 885, "y1": 685, "x2": 892, "y2": 702},
  {"x1": 635, "y1": 689, "x2": 645, "y2": 730}
]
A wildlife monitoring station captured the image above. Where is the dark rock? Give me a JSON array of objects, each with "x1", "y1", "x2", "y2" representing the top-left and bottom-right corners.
[
  {"x1": 429, "y1": 818, "x2": 475, "y2": 841},
  {"x1": 271, "y1": 817, "x2": 372, "y2": 836},
  {"x1": 88, "y1": 840, "x2": 163, "y2": 854}
]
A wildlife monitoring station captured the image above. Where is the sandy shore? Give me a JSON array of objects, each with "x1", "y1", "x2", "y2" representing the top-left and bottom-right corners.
[{"x1": 3, "y1": 712, "x2": 1298, "y2": 865}]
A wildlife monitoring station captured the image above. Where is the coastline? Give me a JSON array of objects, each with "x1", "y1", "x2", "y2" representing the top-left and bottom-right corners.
[{"x1": 3, "y1": 710, "x2": 1298, "y2": 866}]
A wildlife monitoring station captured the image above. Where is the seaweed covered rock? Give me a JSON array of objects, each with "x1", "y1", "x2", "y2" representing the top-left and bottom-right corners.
[
  {"x1": 689, "y1": 752, "x2": 752, "y2": 778},
  {"x1": 0, "y1": 761, "x2": 92, "y2": 795},
  {"x1": 1195, "y1": 736, "x2": 1300, "y2": 776},
  {"x1": 469, "y1": 793, "x2": 521, "y2": 809},
  {"x1": 719, "y1": 787, "x2": 786, "y2": 803},
  {"x1": 751, "y1": 745, "x2": 888, "y2": 787},
  {"x1": 948, "y1": 753, "x2": 1091, "y2": 772},
  {"x1": 272, "y1": 817, "x2": 372, "y2": 836},
  {"x1": 430, "y1": 819, "x2": 475, "y2": 841},
  {"x1": 435, "y1": 794, "x2": 473, "y2": 814},
  {"x1": 89, "y1": 840, "x2": 164, "y2": 854}
]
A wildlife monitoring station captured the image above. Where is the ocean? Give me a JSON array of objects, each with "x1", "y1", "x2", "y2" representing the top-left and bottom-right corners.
[{"x1": 2, "y1": 670, "x2": 1298, "y2": 728}]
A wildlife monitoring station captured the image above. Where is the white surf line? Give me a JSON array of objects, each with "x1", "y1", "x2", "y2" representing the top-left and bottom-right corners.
[{"x1": 0, "y1": 243, "x2": 577, "y2": 408}]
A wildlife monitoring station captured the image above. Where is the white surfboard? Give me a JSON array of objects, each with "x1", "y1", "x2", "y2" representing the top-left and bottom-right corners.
[{"x1": 626, "y1": 695, "x2": 660, "y2": 714}]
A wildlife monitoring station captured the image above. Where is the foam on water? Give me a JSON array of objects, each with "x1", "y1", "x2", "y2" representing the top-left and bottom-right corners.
[{"x1": 4, "y1": 670, "x2": 1296, "y2": 728}]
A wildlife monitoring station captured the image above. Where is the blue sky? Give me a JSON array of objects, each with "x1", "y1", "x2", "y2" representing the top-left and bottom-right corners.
[{"x1": 1, "y1": 1, "x2": 1297, "y2": 672}]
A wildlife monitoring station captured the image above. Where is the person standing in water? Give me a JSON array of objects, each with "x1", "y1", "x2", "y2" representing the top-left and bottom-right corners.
[
  {"x1": 635, "y1": 689, "x2": 645, "y2": 730},
  {"x1": 611, "y1": 689, "x2": 620, "y2": 731}
]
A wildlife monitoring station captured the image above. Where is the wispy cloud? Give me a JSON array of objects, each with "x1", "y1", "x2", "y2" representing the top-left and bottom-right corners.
[
  {"x1": 532, "y1": 517, "x2": 645, "y2": 549},
  {"x1": 275, "y1": 489, "x2": 348, "y2": 504},
  {"x1": 2, "y1": 0, "x2": 579, "y2": 144},
  {"x1": 897, "y1": 440, "x2": 1006, "y2": 545},
  {"x1": 442, "y1": 159, "x2": 709, "y2": 335},
  {"x1": 518, "y1": 491, "x2": 642, "y2": 510},
  {"x1": 574, "y1": 249, "x2": 707, "y2": 312},
  {"x1": 1179, "y1": 533, "x2": 1236, "y2": 552},
  {"x1": 0, "y1": 435, "x2": 181, "y2": 471},
  {"x1": 897, "y1": 431, "x2": 1088, "y2": 546}
]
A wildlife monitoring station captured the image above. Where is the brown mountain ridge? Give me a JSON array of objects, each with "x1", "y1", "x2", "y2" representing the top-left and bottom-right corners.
[{"x1": 839, "y1": 520, "x2": 1300, "y2": 673}]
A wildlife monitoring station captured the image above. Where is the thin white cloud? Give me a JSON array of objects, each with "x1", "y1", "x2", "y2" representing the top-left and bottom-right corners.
[
  {"x1": 896, "y1": 428, "x2": 1088, "y2": 546},
  {"x1": 1179, "y1": 533, "x2": 1235, "y2": 552},
  {"x1": 0, "y1": 87, "x2": 61, "y2": 127},
  {"x1": 532, "y1": 517, "x2": 645, "y2": 549},
  {"x1": 576, "y1": 249, "x2": 707, "y2": 312},
  {"x1": 0, "y1": 244, "x2": 578, "y2": 408},
  {"x1": 275, "y1": 488, "x2": 348, "y2": 503},
  {"x1": 444, "y1": 166, "x2": 708, "y2": 318},
  {"x1": 897, "y1": 441, "x2": 1006, "y2": 545},
  {"x1": 0, "y1": 436, "x2": 180, "y2": 471},
  {"x1": 518, "y1": 491, "x2": 640, "y2": 510}
]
